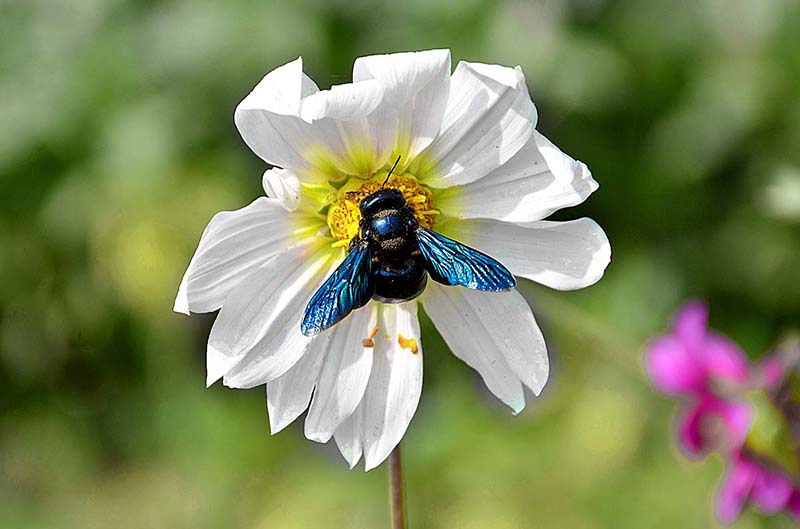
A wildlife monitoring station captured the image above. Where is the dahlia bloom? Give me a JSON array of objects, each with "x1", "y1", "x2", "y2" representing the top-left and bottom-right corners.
[{"x1": 175, "y1": 49, "x2": 610, "y2": 469}]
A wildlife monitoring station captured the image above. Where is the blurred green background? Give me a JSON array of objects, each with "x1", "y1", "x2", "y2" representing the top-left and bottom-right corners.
[{"x1": 3, "y1": 0, "x2": 800, "y2": 528}]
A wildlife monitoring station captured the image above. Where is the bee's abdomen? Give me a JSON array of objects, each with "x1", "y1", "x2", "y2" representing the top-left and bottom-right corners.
[{"x1": 372, "y1": 255, "x2": 427, "y2": 303}]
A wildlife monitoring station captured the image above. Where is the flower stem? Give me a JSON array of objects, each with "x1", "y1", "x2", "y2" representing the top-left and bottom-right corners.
[{"x1": 388, "y1": 444, "x2": 407, "y2": 529}]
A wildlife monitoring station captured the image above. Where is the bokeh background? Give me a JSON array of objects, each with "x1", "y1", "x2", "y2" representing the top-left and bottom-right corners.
[{"x1": 3, "y1": 0, "x2": 800, "y2": 528}]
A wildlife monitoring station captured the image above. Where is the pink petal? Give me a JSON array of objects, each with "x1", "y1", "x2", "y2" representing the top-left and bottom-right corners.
[
  {"x1": 719, "y1": 400, "x2": 752, "y2": 451},
  {"x1": 673, "y1": 300, "x2": 709, "y2": 346},
  {"x1": 645, "y1": 335, "x2": 704, "y2": 395},
  {"x1": 716, "y1": 456, "x2": 758, "y2": 525},
  {"x1": 677, "y1": 398, "x2": 751, "y2": 456},
  {"x1": 750, "y1": 467, "x2": 793, "y2": 513},
  {"x1": 787, "y1": 489, "x2": 800, "y2": 521},
  {"x1": 702, "y1": 333, "x2": 750, "y2": 384},
  {"x1": 758, "y1": 355, "x2": 785, "y2": 388},
  {"x1": 677, "y1": 402, "x2": 706, "y2": 457}
]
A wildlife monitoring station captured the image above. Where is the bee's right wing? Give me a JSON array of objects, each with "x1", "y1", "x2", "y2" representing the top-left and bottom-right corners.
[
  {"x1": 301, "y1": 241, "x2": 374, "y2": 336},
  {"x1": 416, "y1": 226, "x2": 516, "y2": 291}
]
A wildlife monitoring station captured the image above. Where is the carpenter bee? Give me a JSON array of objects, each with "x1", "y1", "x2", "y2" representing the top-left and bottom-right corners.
[{"x1": 301, "y1": 157, "x2": 515, "y2": 336}]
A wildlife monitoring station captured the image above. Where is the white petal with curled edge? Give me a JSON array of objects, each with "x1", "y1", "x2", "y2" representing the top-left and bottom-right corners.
[
  {"x1": 299, "y1": 81, "x2": 384, "y2": 123},
  {"x1": 235, "y1": 60, "x2": 388, "y2": 179},
  {"x1": 422, "y1": 282, "x2": 530, "y2": 414},
  {"x1": 266, "y1": 335, "x2": 327, "y2": 434},
  {"x1": 262, "y1": 168, "x2": 302, "y2": 212},
  {"x1": 353, "y1": 49, "x2": 451, "y2": 167},
  {"x1": 436, "y1": 130, "x2": 598, "y2": 222},
  {"x1": 296, "y1": 79, "x2": 390, "y2": 177},
  {"x1": 440, "y1": 217, "x2": 611, "y2": 291},
  {"x1": 334, "y1": 403, "x2": 364, "y2": 469},
  {"x1": 420, "y1": 61, "x2": 537, "y2": 188},
  {"x1": 361, "y1": 302, "x2": 423, "y2": 471},
  {"x1": 204, "y1": 244, "x2": 332, "y2": 387},
  {"x1": 304, "y1": 303, "x2": 377, "y2": 443},
  {"x1": 174, "y1": 197, "x2": 321, "y2": 315},
  {"x1": 423, "y1": 284, "x2": 548, "y2": 402},
  {"x1": 234, "y1": 57, "x2": 319, "y2": 170},
  {"x1": 237, "y1": 57, "x2": 318, "y2": 116}
]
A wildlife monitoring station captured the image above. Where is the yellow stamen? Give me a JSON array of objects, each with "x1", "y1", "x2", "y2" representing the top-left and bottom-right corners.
[
  {"x1": 362, "y1": 326, "x2": 379, "y2": 348},
  {"x1": 326, "y1": 171, "x2": 437, "y2": 243},
  {"x1": 397, "y1": 334, "x2": 419, "y2": 354}
]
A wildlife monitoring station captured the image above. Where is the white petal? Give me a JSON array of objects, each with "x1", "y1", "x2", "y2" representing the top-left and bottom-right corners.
[
  {"x1": 353, "y1": 49, "x2": 451, "y2": 166},
  {"x1": 361, "y1": 302, "x2": 423, "y2": 471},
  {"x1": 440, "y1": 217, "x2": 611, "y2": 291},
  {"x1": 266, "y1": 337, "x2": 326, "y2": 434},
  {"x1": 422, "y1": 282, "x2": 528, "y2": 413},
  {"x1": 263, "y1": 167, "x2": 335, "y2": 215},
  {"x1": 304, "y1": 304, "x2": 377, "y2": 443},
  {"x1": 205, "y1": 244, "x2": 332, "y2": 387},
  {"x1": 296, "y1": 79, "x2": 390, "y2": 177},
  {"x1": 436, "y1": 130, "x2": 598, "y2": 222},
  {"x1": 174, "y1": 198, "x2": 321, "y2": 315},
  {"x1": 299, "y1": 81, "x2": 384, "y2": 123},
  {"x1": 236, "y1": 57, "x2": 318, "y2": 116},
  {"x1": 423, "y1": 284, "x2": 548, "y2": 405},
  {"x1": 420, "y1": 61, "x2": 536, "y2": 187},
  {"x1": 234, "y1": 57, "x2": 318, "y2": 170},
  {"x1": 262, "y1": 168, "x2": 302, "y2": 211},
  {"x1": 334, "y1": 404, "x2": 363, "y2": 469},
  {"x1": 235, "y1": 58, "x2": 389, "y2": 179}
]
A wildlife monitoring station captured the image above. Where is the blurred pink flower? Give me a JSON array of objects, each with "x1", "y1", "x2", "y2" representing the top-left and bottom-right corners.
[
  {"x1": 646, "y1": 301, "x2": 749, "y2": 396},
  {"x1": 647, "y1": 301, "x2": 800, "y2": 525},
  {"x1": 717, "y1": 453, "x2": 794, "y2": 524},
  {"x1": 645, "y1": 301, "x2": 752, "y2": 456}
]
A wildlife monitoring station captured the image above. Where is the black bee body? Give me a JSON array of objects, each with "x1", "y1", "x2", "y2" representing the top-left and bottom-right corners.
[
  {"x1": 355, "y1": 188, "x2": 427, "y2": 303},
  {"x1": 301, "y1": 159, "x2": 515, "y2": 336}
]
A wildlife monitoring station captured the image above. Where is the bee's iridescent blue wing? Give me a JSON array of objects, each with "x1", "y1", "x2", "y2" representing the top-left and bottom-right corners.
[
  {"x1": 301, "y1": 241, "x2": 374, "y2": 336},
  {"x1": 416, "y1": 226, "x2": 515, "y2": 291}
]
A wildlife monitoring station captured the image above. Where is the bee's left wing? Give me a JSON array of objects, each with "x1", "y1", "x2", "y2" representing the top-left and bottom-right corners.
[
  {"x1": 301, "y1": 241, "x2": 374, "y2": 336},
  {"x1": 416, "y1": 226, "x2": 515, "y2": 291}
]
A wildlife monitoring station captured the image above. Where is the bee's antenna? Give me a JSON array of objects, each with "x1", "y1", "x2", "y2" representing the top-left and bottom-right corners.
[{"x1": 382, "y1": 155, "x2": 401, "y2": 188}]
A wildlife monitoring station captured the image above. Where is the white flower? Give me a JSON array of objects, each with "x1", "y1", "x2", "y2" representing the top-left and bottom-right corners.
[{"x1": 175, "y1": 49, "x2": 610, "y2": 470}]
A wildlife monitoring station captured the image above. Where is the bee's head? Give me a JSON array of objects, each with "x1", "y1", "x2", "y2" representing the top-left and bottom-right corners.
[{"x1": 359, "y1": 188, "x2": 406, "y2": 218}]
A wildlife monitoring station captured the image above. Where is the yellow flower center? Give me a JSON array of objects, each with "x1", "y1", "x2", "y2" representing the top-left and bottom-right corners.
[{"x1": 326, "y1": 171, "x2": 438, "y2": 246}]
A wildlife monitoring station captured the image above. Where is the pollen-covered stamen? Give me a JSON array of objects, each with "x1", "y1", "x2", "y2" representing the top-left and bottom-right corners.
[
  {"x1": 327, "y1": 172, "x2": 438, "y2": 244},
  {"x1": 362, "y1": 326, "x2": 379, "y2": 348},
  {"x1": 397, "y1": 334, "x2": 419, "y2": 354}
]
